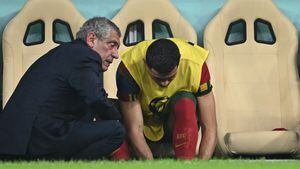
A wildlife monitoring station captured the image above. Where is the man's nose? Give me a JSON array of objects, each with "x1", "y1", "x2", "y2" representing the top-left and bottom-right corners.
[{"x1": 112, "y1": 48, "x2": 119, "y2": 59}]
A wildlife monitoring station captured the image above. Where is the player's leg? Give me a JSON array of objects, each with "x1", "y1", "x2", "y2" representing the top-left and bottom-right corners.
[{"x1": 167, "y1": 91, "x2": 198, "y2": 159}]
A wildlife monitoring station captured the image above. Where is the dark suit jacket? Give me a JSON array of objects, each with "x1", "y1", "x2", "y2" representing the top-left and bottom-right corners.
[{"x1": 0, "y1": 39, "x2": 120, "y2": 155}]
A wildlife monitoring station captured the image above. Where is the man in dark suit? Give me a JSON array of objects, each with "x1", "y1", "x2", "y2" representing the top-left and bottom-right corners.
[{"x1": 0, "y1": 17, "x2": 125, "y2": 160}]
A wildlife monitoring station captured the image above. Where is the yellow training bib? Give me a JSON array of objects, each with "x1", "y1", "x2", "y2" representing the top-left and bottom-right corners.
[{"x1": 121, "y1": 38, "x2": 208, "y2": 141}]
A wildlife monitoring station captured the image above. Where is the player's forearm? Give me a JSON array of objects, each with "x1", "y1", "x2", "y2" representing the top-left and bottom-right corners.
[
  {"x1": 198, "y1": 128, "x2": 217, "y2": 160},
  {"x1": 197, "y1": 92, "x2": 217, "y2": 160},
  {"x1": 129, "y1": 131, "x2": 153, "y2": 160}
]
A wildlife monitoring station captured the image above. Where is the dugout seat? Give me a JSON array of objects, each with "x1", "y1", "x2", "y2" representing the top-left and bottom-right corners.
[
  {"x1": 204, "y1": 0, "x2": 300, "y2": 156},
  {"x1": 2, "y1": 0, "x2": 85, "y2": 107},
  {"x1": 104, "y1": 0, "x2": 197, "y2": 98}
]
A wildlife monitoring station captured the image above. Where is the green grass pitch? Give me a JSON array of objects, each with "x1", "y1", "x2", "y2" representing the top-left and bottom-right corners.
[{"x1": 1, "y1": 159, "x2": 300, "y2": 169}]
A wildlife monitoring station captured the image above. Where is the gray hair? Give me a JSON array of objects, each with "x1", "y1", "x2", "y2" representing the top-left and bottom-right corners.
[{"x1": 76, "y1": 17, "x2": 121, "y2": 41}]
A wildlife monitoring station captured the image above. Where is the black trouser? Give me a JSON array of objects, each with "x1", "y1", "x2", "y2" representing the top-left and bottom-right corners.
[{"x1": 26, "y1": 120, "x2": 125, "y2": 160}]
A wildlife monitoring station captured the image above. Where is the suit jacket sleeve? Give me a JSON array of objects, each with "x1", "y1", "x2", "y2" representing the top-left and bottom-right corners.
[{"x1": 67, "y1": 47, "x2": 121, "y2": 120}]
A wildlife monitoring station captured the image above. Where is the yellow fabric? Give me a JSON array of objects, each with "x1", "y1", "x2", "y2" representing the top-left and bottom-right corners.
[{"x1": 121, "y1": 38, "x2": 208, "y2": 141}]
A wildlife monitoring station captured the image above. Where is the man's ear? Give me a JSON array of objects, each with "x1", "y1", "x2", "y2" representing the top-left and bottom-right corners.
[{"x1": 86, "y1": 32, "x2": 96, "y2": 48}]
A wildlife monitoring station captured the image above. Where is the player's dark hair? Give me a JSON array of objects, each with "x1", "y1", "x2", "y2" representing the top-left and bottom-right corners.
[{"x1": 146, "y1": 39, "x2": 180, "y2": 74}]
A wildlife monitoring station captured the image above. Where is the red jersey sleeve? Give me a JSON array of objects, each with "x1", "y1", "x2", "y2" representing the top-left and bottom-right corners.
[{"x1": 195, "y1": 62, "x2": 213, "y2": 96}]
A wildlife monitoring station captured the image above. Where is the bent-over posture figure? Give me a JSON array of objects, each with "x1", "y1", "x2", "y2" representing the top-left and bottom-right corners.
[{"x1": 115, "y1": 38, "x2": 217, "y2": 160}]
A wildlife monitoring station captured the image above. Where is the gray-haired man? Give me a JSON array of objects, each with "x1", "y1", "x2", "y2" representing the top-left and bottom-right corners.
[{"x1": 0, "y1": 17, "x2": 124, "y2": 160}]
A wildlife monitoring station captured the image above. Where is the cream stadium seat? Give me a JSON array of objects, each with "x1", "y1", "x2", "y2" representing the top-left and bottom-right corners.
[
  {"x1": 2, "y1": 0, "x2": 85, "y2": 107},
  {"x1": 104, "y1": 0, "x2": 197, "y2": 98},
  {"x1": 204, "y1": 0, "x2": 300, "y2": 156}
]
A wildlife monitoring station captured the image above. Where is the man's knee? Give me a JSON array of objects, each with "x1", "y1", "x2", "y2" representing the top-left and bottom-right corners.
[
  {"x1": 95, "y1": 121, "x2": 126, "y2": 155},
  {"x1": 170, "y1": 91, "x2": 197, "y2": 105},
  {"x1": 169, "y1": 91, "x2": 197, "y2": 121},
  {"x1": 109, "y1": 121, "x2": 126, "y2": 141},
  {"x1": 170, "y1": 92, "x2": 198, "y2": 159}
]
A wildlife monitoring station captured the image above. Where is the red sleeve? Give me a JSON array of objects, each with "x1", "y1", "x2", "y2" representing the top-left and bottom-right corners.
[
  {"x1": 195, "y1": 62, "x2": 212, "y2": 96},
  {"x1": 200, "y1": 62, "x2": 210, "y2": 84}
]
